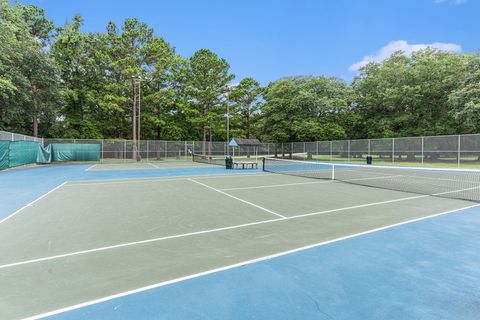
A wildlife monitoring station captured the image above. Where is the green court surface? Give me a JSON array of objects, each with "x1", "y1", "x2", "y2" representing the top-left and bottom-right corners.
[{"x1": 0, "y1": 170, "x2": 475, "y2": 320}]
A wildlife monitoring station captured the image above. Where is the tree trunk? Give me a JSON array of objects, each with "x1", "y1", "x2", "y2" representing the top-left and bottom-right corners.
[
  {"x1": 32, "y1": 85, "x2": 38, "y2": 137},
  {"x1": 202, "y1": 124, "x2": 207, "y2": 155},
  {"x1": 209, "y1": 127, "x2": 212, "y2": 156},
  {"x1": 33, "y1": 115, "x2": 38, "y2": 137}
]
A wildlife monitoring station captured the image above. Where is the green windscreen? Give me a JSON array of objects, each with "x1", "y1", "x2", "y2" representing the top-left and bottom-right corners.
[
  {"x1": 0, "y1": 141, "x2": 101, "y2": 171},
  {"x1": 8, "y1": 141, "x2": 40, "y2": 167},
  {"x1": 37, "y1": 144, "x2": 52, "y2": 163},
  {"x1": 50, "y1": 143, "x2": 101, "y2": 162},
  {"x1": 0, "y1": 141, "x2": 9, "y2": 170}
]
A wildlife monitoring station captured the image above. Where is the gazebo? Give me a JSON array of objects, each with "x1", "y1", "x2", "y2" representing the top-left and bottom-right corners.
[{"x1": 228, "y1": 138, "x2": 262, "y2": 168}]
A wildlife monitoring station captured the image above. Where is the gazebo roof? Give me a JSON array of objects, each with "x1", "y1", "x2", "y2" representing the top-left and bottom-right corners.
[{"x1": 229, "y1": 138, "x2": 262, "y2": 147}]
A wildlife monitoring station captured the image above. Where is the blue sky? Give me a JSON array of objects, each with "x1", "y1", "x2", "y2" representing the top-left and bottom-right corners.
[{"x1": 24, "y1": 0, "x2": 479, "y2": 84}]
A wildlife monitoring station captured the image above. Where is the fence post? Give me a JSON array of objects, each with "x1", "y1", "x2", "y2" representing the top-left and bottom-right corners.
[
  {"x1": 348, "y1": 140, "x2": 351, "y2": 162},
  {"x1": 421, "y1": 136, "x2": 424, "y2": 165},
  {"x1": 146, "y1": 140, "x2": 149, "y2": 162},
  {"x1": 124, "y1": 140, "x2": 127, "y2": 163},
  {"x1": 458, "y1": 135, "x2": 461, "y2": 168},
  {"x1": 11, "y1": 133, "x2": 14, "y2": 141},
  {"x1": 184, "y1": 141, "x2": 188, "y2": 161},
  {"x1": 330, "y1": 141, "x2": 333, "y2": 162},
  {"x1": 101, "y1": 139, "x2": 104, "y2": 163},
  {"x1": 368, "y1": 139, "x2": 371, "y2": 156},
  {"x1": 392, "y1": 138, "x2": 395, "y2": 164}
]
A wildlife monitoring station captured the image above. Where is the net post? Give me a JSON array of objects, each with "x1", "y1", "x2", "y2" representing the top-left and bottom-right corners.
[
  {"x1": 331, "y1": 164, "x2": 335, "y2": 180},
  {"x1": 262, "y1": 157, "x2": 266, "y2": 171}
]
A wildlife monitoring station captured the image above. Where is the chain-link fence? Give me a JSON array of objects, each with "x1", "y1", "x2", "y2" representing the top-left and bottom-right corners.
[
  {"x1": 275, "y1": 134, "x2": 480, "y2": 168},
  {"x1": 0, "y1": 131, "x2": 43, "y2": 143},
  {"x1": 2, "y1": 130, "x2": 480, "y2": 167}
]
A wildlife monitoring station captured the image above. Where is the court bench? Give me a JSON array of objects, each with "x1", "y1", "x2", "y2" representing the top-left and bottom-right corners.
[{"x1": 233, "y1": 161, "x2": 258, "y2": 169}]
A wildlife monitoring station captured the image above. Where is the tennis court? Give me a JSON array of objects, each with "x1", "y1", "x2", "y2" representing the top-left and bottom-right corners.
[{"x1": 1, "y1": 160, "x2": 480, "y2": 319}]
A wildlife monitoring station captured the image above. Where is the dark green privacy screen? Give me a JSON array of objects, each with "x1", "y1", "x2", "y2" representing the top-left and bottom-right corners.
[
  {"x1": 0, "y1": 141, "x2": 9, "y2": 170},
  {"x1": 50, "y1": 143, "x2": 100, "y2": 162},
  {"x1": 8, "y1": 141, "x2": 40, "y2": 167},
  {"x1": 0, "y1": 141, "x2": 101, "y2": 170},
  {"x1": 37, "y1": 144, "x2": 52, "y2": 163}
]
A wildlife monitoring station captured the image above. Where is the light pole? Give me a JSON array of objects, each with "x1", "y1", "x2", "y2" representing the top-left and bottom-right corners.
[
  {"x1": 224, "y1": 105, "x2": 233, "y2": 155},
  {"x1": 132, "y1": 76, "x2": 142, "y2": 161},
  {"x1": 224, "y1": 85, "x2": 236, "y2": 156}
]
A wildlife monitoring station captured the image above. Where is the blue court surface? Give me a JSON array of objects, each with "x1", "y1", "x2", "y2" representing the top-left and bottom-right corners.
[{"x1": 0, "y1": 162, "x2": 479, "y2": 320}]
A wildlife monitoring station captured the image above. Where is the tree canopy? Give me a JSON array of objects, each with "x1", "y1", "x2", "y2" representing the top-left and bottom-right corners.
[{"x1": 1, "y1": 1, "x2": 479, "y2": 142}]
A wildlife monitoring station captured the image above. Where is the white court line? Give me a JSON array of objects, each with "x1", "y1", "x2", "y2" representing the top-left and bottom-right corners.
[
  {"x1": 0, "y1": 217, "x2": 282, "y2": 270},
  {"x1": 84, "y1": 164, "x2": 98, "y2": 171},
  {"x1": 287, "y1": 194, "x2": 430, "y2": 219},
  {"x1": 23, "y1": 203, "x2": 480, "y2": 320},
  {"x1": 64, "y1": 177, "x2": 192, "y2": 186},
  {"x1": 64, "y1": 172, "x2": 269, "y2": 187},
  {"x1": 435, "y1": 185, "x2": 480, "y2": 196},
  {"x1": 0, "y1": 182, "x2": 67, "y2": 226},
  {"x1": 0, "y1": 188, "x2": 466, "y2": 270},
  {"x1": 188, "y1": 178, "x2": 287, "y2": 219},
  {"x1": 220, "y1": 180, "x2": 336, "y2": 191}
]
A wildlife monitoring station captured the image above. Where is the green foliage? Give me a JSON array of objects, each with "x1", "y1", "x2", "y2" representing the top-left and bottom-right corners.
[
  {"x1": 187, "y1": 49, "x2": 234, "y2": 142},
  {"x1": 353, "y1": 49, "x2": 467, "y2": 138},
  {"x1": 0, "y1": 0, "x2": 59, "y2": 136},
  {"x1": 228, "y1": 78, "x2": 263, "y2": 138},
  {"x1": 448, "y1": 55, "x2": 480, "y2": 133},
  {"x1": 1, "y1": 0, "x2": 480, "y2": 143},
  {"x1": 261, "y1": 76, "x2": 354, "y2": 142}
]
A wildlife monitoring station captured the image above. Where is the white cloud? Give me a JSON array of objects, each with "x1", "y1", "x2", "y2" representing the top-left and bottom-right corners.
[{"x1": 349, "y1": 40, "x2": 462, "y2": 71}]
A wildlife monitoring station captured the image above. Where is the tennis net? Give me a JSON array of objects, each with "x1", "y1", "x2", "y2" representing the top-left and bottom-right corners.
[
  {"x1": 192, "y1": 153, "x2": 225, "y2": 166},
  {"x1": 262, "y1": 158, "x2": 480, "y2": 202}
]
